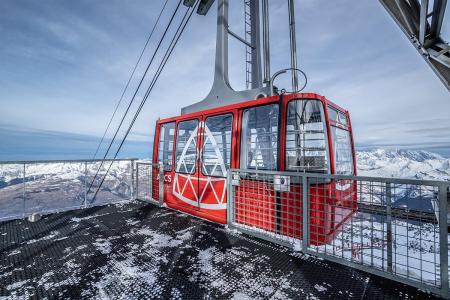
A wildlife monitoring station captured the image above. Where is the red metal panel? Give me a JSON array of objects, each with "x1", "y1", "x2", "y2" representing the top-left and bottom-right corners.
[
  {"x1": 235, "y1": 179, "x2": 276, "y2": 232},
  {"x1": 280, "y1": 183, "x2": 357, "y2": 246},
  {"x1": 152, "y1": 122, "x2": 160, "y2": 200}
]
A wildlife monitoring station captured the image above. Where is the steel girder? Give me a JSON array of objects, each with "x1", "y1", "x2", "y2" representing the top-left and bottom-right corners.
[{"x1": 380, "y1": 0, "x2": 450, "y2": 92}]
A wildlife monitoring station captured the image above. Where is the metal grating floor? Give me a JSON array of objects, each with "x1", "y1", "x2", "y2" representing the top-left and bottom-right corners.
[{"x1": 0, "y1": 201, "x2": 439, "y2": 299}]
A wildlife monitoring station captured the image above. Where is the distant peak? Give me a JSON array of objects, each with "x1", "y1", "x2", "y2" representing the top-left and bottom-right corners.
[{"x1": 360, "y1": 148, "x2": 444, "y2": 162}]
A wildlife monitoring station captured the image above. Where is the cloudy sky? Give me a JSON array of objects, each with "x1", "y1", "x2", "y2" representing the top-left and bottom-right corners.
[{"x1": 0, "y1": 0, "x2": 449, "y2": 160}]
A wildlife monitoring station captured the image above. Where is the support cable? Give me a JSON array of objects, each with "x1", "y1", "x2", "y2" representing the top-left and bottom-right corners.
[
  {"x1": 90, "y1": 1, "x2": 199, "y2": 203},
  {"x1": 87, "y1": 0, "x2": 183, "y2": 196},
  {"x1": 93, "y1": 0, "x2": 169, "y2": 160}
]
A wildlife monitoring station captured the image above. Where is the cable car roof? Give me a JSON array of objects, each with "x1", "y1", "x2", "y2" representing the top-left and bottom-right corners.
[{"x1": 157, "y1": 92, "x2": 348, "y2": 124}]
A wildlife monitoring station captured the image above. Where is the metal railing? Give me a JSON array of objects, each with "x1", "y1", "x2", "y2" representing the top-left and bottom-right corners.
[
  {"x1": 2, "y1": 158, "x2": 449, "y2": 296},
  {"x1": 0, "y1": 159, "x2": 136, "y2": 222},
  {"x1": 227, "y1": 169, "x2": 450, "y2": 298},
  {"x1": 135, "y1": 162, "x2": 163, "y2": 206}
]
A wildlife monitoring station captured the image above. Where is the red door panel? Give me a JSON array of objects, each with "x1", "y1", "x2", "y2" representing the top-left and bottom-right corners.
[
  {"x1": 197, "y1": 113, "x2": 234, "y2": 224},
  {"x1": 167, "y1": 118, "x2": 201, "y2": 213}
]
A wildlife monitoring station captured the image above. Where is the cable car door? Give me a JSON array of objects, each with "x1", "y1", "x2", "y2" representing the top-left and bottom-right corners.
[
  {"x1": 171, "y1": 118, "x2": 201, "y2": 210},
  {"x1": 154, "y1": 122, "x2": 176, "y2": 205},
  {"x1": 197, "y1": 113, "x2": 234, "y2": 223}
]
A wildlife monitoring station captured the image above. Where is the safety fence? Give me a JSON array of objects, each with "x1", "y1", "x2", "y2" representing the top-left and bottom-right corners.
[
  {"x1": 226, "y1": 169, "x2": 450, "y2": 298},
  {"x1": 2, "y1": 158, "x2": 449, "y2": 296},
  {"x1": 135, "y1": 162, "x2": 162, "y2": 206},
  {"x1": 0, "y1": 159, "x2": 136, "y2": 222}
]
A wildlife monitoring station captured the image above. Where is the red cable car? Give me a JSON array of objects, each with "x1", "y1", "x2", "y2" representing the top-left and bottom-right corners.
[
  {"x1": 152, "y1": 0, "x2": 357, "y2": 246},
  {"x1": 152, "y1": 92, "x2": 357, "y2": 245}
]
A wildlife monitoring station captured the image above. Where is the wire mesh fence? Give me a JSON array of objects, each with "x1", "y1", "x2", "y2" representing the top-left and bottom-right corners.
[
  {"x1": 0, "y1": 159, "x2": 136, "y2": 222},
  {"x1": 227, "y1": 169, "x2": 450, "y2": 297},
  {"x1": 135, "y1": 162, "x2": 161, "y2": 205}
]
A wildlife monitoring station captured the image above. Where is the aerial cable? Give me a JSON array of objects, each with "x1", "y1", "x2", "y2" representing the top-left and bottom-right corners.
[
  {"x1": 92, "y1": 0, "x2": 169, "y2": 160},
  {"x1": 90, "y1": 1, "x2": 198, "y2": 202},
  {"x1": 90, "y1": 1, "x2": 199, "y2": 202},
  {"x1": 87, "y1": 0, "x2": 183, "y2": 196}
]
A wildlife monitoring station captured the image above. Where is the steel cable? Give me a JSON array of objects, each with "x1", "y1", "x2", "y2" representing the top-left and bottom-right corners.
[
  {"x1": 90, "y1": 1, "x2": 199, "y2": 202},
  {"x1": 92, "y1": 0, "x2": 169, "y2": 160},
  {"x1": 87, "y1": 0, "x2": 183, "y2": 196}
]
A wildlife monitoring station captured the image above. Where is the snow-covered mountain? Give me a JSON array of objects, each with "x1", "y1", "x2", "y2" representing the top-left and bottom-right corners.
[
  {"x1": 0, "y1": 161, "x2": 133, "y2": 219},
  {"x1": 357, "y1": 149, "x2": 450, "y2": 181}
]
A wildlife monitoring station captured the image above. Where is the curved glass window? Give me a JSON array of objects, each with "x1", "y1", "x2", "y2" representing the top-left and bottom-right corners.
[
  {"x1": 175, "y1": 119, "x2": 199, "y2": 174},
  {"x1": 331, "y1": 126, "x2": 354, "y2": 175},
  {"x1": 158, "y1": 122, "x2": 175, "y2": 171},
  {"x1": 285, "y1": 100, "x2": 329, "y2": 173},
  {"x1": 241, "y1": 104, "x2": 279, "y2": 170},
  {"x1": 328, "y1": 106, "x2": 348, "y2": 126},
  {"x1": 202, "y1": 114, "x2": 233, "y2": 177}
]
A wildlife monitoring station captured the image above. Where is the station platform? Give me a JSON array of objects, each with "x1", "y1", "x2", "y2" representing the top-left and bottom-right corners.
[{"x1": 0, "y1": 201, "x2": 439, "y2": 299}]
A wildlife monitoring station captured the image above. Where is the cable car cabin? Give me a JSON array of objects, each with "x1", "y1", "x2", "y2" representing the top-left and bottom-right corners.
[{"x1": 152, "y1": 93, "x2": 357, "y2": 245}]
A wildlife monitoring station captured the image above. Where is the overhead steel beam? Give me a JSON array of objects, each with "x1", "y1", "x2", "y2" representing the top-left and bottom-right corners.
[
  {"x1": 185, "y1": 0, "x2": 215, "y2": 15},
  {"x1": 249, "y1": 0, "x2": 263, "y2": 89},
  {"x1": 419, "y1": 0, "x2": 429, "y2": 44},
  {"x1": 228, "y1": 28, "x2": 253, "y2": 49},
  {"x1": 262, "y1": 0, "x2": 271, "y2": 85},
  {"x1": 430, "y1": 0, "x2": 447, "y2": 40},
  {"x1": 183, "y1": 0, "x2": 196, "y2": 7},
  {"x1": 288, "y1": 0, "x2": 299, "y2": 92},
  {"x1": 380, "y1": 0, "x2": 450, "y2": 92},
  {"x1": 197, "y1": 0, "x2": 215, "y2": 15}
]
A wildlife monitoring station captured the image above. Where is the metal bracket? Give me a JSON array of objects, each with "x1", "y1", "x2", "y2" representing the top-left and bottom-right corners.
[
  {"x1": 231, "y1": 173, "x2": 240, "y2": 186},
  {"x1": 274, "y1": 175, "x2": 290, "y2": 192}
]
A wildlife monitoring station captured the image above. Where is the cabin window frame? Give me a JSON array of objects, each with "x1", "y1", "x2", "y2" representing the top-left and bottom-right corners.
[
  {"x1": 157, "y1": 122, "x2": 176, "y2": 172},
  {"x1": 328, "y1": 105, "x2": 354, "y2": 175},
  {"x1": 201, "y1": 113, "x2": 234, "y2": 178},
  {"x1": 240, "y1": 103, "x2": 280, "y2": 171},
  {"x1": 330, "y1": 125, "x2": 354, "y2": 175},
  {"x1": 284, "y1": 98, "x2": 331, "y2": 174},
  {"x1": 175, "y1": 118, "x2": 199, "y2": 175}
]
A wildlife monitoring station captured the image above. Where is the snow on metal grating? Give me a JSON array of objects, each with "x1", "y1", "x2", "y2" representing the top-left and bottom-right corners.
[{"x1": 0, "y1": 202, "x2": 435, "y2": 299}]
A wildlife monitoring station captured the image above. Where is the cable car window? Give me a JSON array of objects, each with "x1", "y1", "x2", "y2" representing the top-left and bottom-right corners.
[
  {"x1": 286, "y1": 99, "x2": 329, "y2": 173},
  {"x1": 175, "y1": 119, "x2": 199, "y2": 174},
  {"x1": 158, "y1": 122, "x2": 175, "y2": 171},
  {"x1": 202, "y1": 114, "x2": 233, "y2": 177},
  {"x1": 241, "y1": 104, "x2": 279, "y2": 170},
  {"x1": 328, "y1": 106, "x2": 348, "y2": 126},
  {"x1": 328, "y1": 107, "x2": 338, "y2": 123},
  {"x1": 338, "y1": 112, "x2": 348, "y2": 126},
  {"x1": 331, "y1": 126, "x2": 354, "y2": 175}
]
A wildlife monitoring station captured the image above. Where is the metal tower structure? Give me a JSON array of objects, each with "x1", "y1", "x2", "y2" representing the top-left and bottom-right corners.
[
  {"x1": 380, "y1": 0, "x2": 450, "y2": 91},
  {"x1": 181, "y1": 0, "x2": 298, "y2": 114},
  {"x1": 244, "y1": 0, "x2": 253, "y2": 89}
]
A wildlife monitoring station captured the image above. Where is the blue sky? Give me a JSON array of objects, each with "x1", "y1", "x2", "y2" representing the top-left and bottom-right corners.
[{"x1": 0, "y1": 0, "x2": 449, "y2": 160}]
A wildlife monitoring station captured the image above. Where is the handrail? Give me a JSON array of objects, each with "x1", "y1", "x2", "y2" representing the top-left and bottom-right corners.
[
  {"x1": 230, "y1": 168, "x2": 450, "y2": 186},
  {"x1": 0, "y1": 158, "x2": 139, "y2": 165},
  {"x1": 0, "y1": 158, "x2": 136, "y2": 222}
]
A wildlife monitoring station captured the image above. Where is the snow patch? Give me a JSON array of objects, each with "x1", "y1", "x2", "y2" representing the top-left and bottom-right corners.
[
  {"x1": 314, "y1": 284, "x2": 327, "y2": 292},
  {"x1": 93, "y1": 239, "x2": 112, "y2": 254},
  {"x1": 232, "y1": 292, "x2": 253, "y2": 300},
  {"x1": 6, "y1": 280, "x2": 28, "y2": 290},
  {"x1": 27, "y1": 231, "x2": 59, "y2": 244}
]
